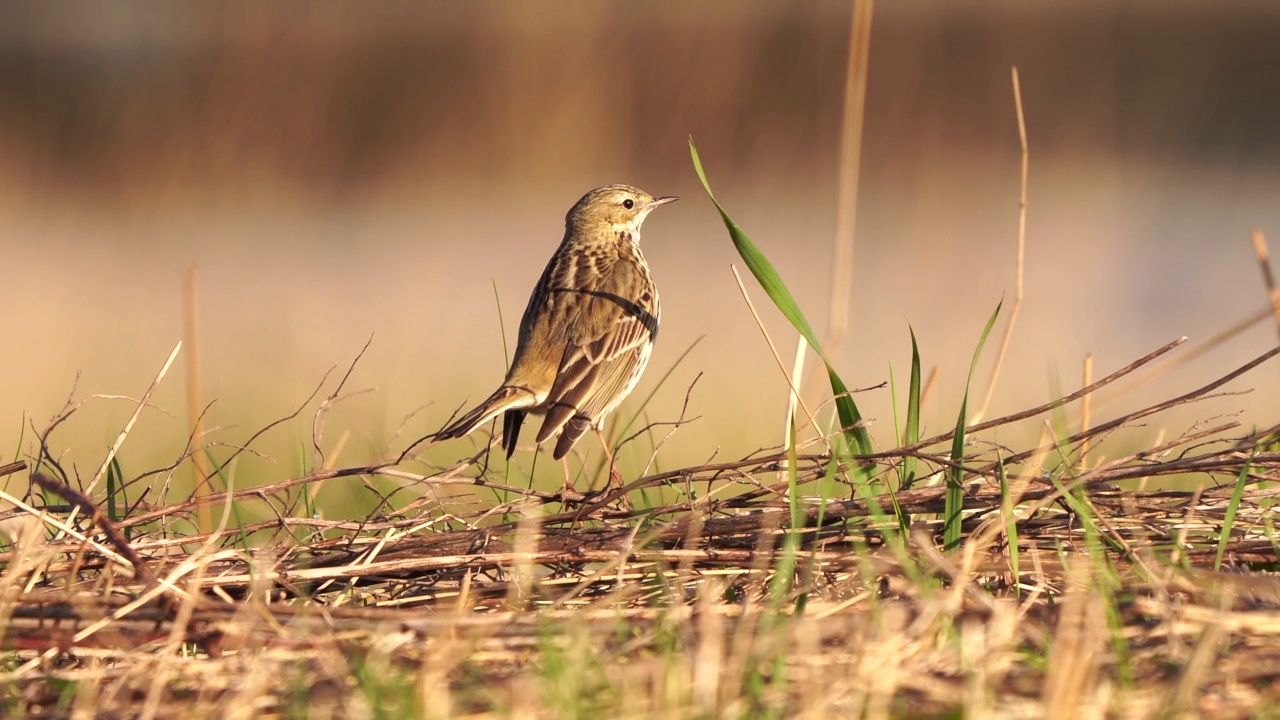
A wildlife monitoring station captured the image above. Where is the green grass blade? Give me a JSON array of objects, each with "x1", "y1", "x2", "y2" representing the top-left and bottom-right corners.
[
  {"x1": 1215, "y1": 452, "x2": 1253, "y2": 571},
  {"x1": 690, "y1": 138, "x2": 871, "y2": 457},
  {"x1": 491, "y1": 278, "x2": 511, "y2": 372},
  {"x1": 106, "y1": 456, "x2": 123, "y2": 523},
  {"x1": 887, "y1": 363, "x2": 910, "y2": 535},
  {"x1": 794, "y1": 462, "x2": 833, "y2": 617},
  {"x1": 1262, "y1": 508, "x2": 1279, "y2": 558},
  {"x1": 1077, "y1": 492, "x2": 1133, "y2": 687},
  {"x1": 205, "y1": 449, "x2": 251, "y2": 552},
  {"x1": 107, "y1": 456, "x2": 130, "y2": 541},
  {"x1": 997, "y1": 454, "x2": 1020, "y2": 597},
  {"x1": 491, "y1": 278, "x2": 516, "y2": 504},
  {"x1": 787, "y1": 418, "x2": 801, "y2": 531},
  {"x1": 902, "y1": 326, "x2": 922, "y2": 490},
  {"x1": 943, "y1": 301, "x2": 1003, "y2": 551},
  {"x1": 943, "y1": 412, "x2": 969, "y2": 551},
  {"x1": 761, "y1": 417, "x2": 804, "y2": 615}
]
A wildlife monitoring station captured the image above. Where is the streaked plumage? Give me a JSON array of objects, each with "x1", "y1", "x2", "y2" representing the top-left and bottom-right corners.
[{"x1": 437, "y1": 184, "x2": 676, "y2": 460}]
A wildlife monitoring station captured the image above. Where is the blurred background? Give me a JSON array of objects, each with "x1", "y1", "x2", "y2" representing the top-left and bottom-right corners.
[{"x1": 3, "y1": 1, "x2": 1280, "y2": 499}]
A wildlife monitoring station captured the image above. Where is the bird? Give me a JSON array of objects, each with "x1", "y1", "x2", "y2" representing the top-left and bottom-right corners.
[{"x1": 437, "y1": 184, "x2": 677, "y2": 468}]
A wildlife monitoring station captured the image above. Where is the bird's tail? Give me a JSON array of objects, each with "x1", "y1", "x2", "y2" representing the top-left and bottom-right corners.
[{"x1": 436, "y1": 385, "x2": 538, "y2": 442}]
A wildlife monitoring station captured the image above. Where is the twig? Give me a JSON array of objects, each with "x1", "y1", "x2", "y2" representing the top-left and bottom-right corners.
[
  {"x1": 0, "y1": 461, "x2": 26, "y2": 479},
  {"x1": 982, "y1": 345, "x2": 1280, "y2": 472},
  {"x1": 75, "y1": 342, "x2": 183, "y2": 526},
  {"x1": 905, "y1": 337, "x2": 1184, "y2": 454},
  {"x1": 311, "y1": 335, "x2": 375, "y2": 471},
  {"x1": 33, "y1": 474, "x2": 160, "y2": 590}
]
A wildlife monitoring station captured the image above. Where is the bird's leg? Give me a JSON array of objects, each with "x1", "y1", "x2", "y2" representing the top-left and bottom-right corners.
[
  {"x1": 560, "y1": 456, "x2": 575, "y2": 496},
  {"x1": 594, "y1": 427, "x2": 622, "y2": 489}
]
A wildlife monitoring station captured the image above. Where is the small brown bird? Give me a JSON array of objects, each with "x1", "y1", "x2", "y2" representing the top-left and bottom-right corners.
[{"x1": 437, "y1": 184, "x2": 677, "y2": 463}]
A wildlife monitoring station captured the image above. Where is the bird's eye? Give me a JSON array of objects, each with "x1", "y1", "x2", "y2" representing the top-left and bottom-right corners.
[{"x1": 622, "y1": 198, "x2": 635, "y2": 209}]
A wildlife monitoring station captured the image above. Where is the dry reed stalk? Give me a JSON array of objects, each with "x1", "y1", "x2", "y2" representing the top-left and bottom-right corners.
[
  {"x1": 974, "y1": 66, "x2": 1030, "y2": 423},
  {"x1": 919, "y1": 365, "x2": 940, "y2": 414},
  {"x1": 182, "y1": 266, "x2": 214, "y2": 535},
  {"x1": 1253, "y1": 229, "x2": 1280, "y2": 343},
  {"x1": 822, "y1": 0, "x2": 873, "y2": 357},
  {"x1": 798, "y1": 0, "x2": 872, "y2": 434}
]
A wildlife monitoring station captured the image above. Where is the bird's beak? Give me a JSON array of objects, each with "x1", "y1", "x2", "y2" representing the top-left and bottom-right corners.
[{"x1": 648, "y1": 196, "x2": 679, "y2": 209}]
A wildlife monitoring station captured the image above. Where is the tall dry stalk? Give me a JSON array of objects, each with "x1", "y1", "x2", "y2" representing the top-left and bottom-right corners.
[
  {"x1": 973, "y1": 67, "x2": 1030, "y2": 423},
  {"x1": 184, "y1": 265, "x2": 214, "y2": 533},
  {"x1": 802, "y1": 0, "x2": 874, "y2": 435}
]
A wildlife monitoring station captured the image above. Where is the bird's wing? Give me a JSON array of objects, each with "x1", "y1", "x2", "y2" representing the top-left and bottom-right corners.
[
  {"x1": 534, "y1": 253, "x2": 658, "y2": 450},
  {"x1": 550, "y1": 343, "x2": 650, "y2": 459}
]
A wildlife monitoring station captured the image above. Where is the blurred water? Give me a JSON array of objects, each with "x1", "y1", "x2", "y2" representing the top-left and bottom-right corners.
[{"x1": 2, "y1": 1, "x2": 1279, "y2": 490}]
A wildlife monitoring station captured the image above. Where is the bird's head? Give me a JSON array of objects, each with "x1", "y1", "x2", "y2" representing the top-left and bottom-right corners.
[{"x1": 566, "y1": 184, "x2": 678, "y2": 237}]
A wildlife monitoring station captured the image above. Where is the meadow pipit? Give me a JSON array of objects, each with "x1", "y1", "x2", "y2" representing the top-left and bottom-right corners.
[{"x1": 438, "y1": 184, "x2": 677, "y2": 467}]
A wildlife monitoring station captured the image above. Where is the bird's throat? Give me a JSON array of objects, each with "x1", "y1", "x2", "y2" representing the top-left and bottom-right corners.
[{"x1": 612, "y1": 229, "x2": 638, "y2": 248}]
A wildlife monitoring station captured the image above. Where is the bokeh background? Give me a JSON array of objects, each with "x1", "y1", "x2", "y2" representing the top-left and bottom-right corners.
[{"x1": 3, "y1": 2, "x2": 1280, "y2": 496}]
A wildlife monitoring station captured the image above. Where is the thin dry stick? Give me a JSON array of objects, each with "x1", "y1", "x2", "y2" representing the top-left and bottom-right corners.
[
  {"x1": 1078, "y1": 352, "x2": 1093, "y2": 472},
  {"x1": 729, "y1": 265, "x2": 826, "y2": 451},
  {"x1": 29, "y1": 473, "x2": 157, "y2": 588},
  {"x1": 69, "y1": 342, "x2": 182, "y2": 531},
  {"x1": 905, "y1": 337, "x2": 1185, "y2": 455},
  {"x1": 974, "y1": 66, "x2": 1029, "y2": 423},
  {"x1": 183, "y1": 265, "x2": 214, "y2": 534},
  {"x1": 0, "y1": 488, "x2": 134, "y2": 571},
  {"x1": 311, "y1": 336, "x2": 375, "y2": 471},
  {"x1": 980, "y1": 344, "x2": 1279, "y2": 475},
  {"x1": 300, "y1": 429, "x2": 352, "y2": 527},
  {"x1": 1094, "y1": 234, "x2": 1280, "y2": 410},
  {"x1": 1098, "y1": 308, "x2": 1273, "y2": 408},
  {"x1": 1252, "y1": 229, "x2": 1280, "y2": 344},
  {"x1": 66, "y1": 548, "x2": 227, "y2": 647}
]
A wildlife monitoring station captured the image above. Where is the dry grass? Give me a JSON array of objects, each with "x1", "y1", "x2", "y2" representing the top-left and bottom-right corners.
[{"x1": 0, "y1": 339, "x2": 1278, "y2": 719}]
